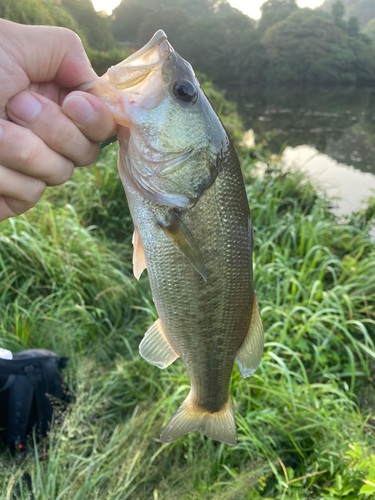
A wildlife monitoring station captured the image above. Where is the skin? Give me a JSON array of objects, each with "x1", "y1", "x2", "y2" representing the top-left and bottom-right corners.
[{"x1": 0, "y1": 19, "x2": 116, "y2": 222}]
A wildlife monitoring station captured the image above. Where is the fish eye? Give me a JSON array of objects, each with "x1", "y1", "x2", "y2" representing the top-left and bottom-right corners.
[{"x1": 172, "y1": 80, "x2": 197, "y2": 104}]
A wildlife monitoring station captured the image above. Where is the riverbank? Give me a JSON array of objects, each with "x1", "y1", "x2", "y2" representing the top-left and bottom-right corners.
[{"x1": 1, "y1": 140, "x2": 375, "y2": 499}]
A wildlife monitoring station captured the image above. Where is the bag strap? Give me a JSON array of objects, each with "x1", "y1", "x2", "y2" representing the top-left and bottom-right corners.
[
  {"x1": 0, "y1": 373, "x2": 16, "y2": 393},
  {"x1": 7, "y1": 375, "x2": 34, "y2": 447}
]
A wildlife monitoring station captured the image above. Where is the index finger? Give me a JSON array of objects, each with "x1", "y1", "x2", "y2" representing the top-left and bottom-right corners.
[{"x1": 62, "y1": 91, "x2": 117, "y2": 143}]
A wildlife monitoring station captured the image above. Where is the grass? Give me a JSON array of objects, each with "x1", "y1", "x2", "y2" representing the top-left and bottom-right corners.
[{"x1": 1, "y1": 139, "x2": 375, "y2": 498}]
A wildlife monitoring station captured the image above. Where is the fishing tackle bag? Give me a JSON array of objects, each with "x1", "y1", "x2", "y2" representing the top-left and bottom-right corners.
[{"x1": 0, "y1": 349, "x2": 69, "y2": 454}]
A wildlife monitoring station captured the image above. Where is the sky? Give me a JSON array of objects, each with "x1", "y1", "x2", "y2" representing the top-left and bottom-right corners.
[{"x1": 92, "y1": 0, "x2": 325, "y2": 18}]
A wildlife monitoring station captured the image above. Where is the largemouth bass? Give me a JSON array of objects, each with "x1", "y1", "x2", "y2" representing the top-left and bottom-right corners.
[{"x1": 88, "y1": 31, "x2": 263, "y2": 445}]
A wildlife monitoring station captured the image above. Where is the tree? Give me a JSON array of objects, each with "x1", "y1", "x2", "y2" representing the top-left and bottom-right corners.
[
  {"x1": 137, "y1": 8, "x2": 190, "y2": 45},
  {"x1": 347, "y1": 15, "x2": 360, "y2": 37},
  {"x1": 331, "y1": 0, "x2": 345, "y2": 26},
  {"x1": 261, "y1": 9, "x2": 375, "y2": 84},
  {"x1": 258, "y1": 0, "x2": 298, "y2": 33},
  {"x1": 0, "y1": 0, "x2": 82, "y2": 37},
  {"x1": 111, "y1": 2, "x2": 153, "y2": 42},
  {"x1": 62, "y1": 0, "x2": 115, "y2": 51},
  {"x1": 172, "y1": 13, "x2": 262, "y2": 86},
  {"x1": 363, "y1": 18, "x2": 375, "y2": 38},
  {"x1": 321, "y1": 0, "x2": 375, "y2": 28}
]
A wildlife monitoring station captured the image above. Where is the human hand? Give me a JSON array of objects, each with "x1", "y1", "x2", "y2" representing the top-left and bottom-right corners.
[{"x1": 0, "y1": 19, "x2": 116, "y2": 222}]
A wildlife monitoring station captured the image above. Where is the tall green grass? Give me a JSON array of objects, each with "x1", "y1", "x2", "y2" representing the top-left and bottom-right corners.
[{"x1": 1, "y1": 146, "x2": 375, "y2": 499}]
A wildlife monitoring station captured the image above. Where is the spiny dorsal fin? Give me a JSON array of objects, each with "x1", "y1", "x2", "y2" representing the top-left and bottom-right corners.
[
  {"x1": 132, "y1": 227, "x2": 147, "y2": 280},
  {"x1": 236, "y1": 294, "x2": 264, "y2": 378},
  {"x1": 139, "y1": 319, "x2": 179, "y2": 369},
  {"x1": 158, "y1": 210, "x2": 207, "y2": 281},
  {"x1": 160, "y1": 392, "x2": 237, "y2": 445}
]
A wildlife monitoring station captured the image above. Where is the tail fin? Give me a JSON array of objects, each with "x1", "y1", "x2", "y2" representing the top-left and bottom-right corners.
[{"x1": 160, "y1": 392, "x2": 237, "y2": 445}]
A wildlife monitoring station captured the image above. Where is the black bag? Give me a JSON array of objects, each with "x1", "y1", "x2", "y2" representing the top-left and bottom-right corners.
[{"x1": 0, "y1": 349, "x2": 69, "y2": 454}]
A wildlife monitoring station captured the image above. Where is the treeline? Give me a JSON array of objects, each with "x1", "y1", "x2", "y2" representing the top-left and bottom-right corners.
[
  {"x1": 321, "y1": 0, "x2": 375, "y2": 27},
  {"x1": 1, "y1": 0, "x2": 375, "y2": 85},
  {"x1": 110, "y1": 0, "x2": 375, "y2": 85}
]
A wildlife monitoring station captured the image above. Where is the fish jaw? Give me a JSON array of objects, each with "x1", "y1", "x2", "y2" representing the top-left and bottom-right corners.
[{"x1": 87, "y1": 30, "x2": 172, "y2": 127}]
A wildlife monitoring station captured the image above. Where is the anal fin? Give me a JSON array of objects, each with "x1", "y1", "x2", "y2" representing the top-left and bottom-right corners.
[
  {"x1": 132, "y1": 227, "x2": 147, "y2": 280},
  {"x1": 160, "y1": 392, "x2": 237, "y2": 445},
  {"x1": 236, "y1": 294, "x2": 264, "y2": 378},
  {"x1": 139, "y1": 319, "x2": 179, "y2": 369}
]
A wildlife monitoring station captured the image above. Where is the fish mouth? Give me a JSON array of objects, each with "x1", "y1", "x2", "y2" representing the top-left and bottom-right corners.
[{"x1": 106, "y1": 30, "x2": 173, "y2": 91}]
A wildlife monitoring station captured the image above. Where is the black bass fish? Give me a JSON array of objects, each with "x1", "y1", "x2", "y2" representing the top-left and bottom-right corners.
[{"x1": 88, "y1": 30, "x2": 263, "y2": 445}]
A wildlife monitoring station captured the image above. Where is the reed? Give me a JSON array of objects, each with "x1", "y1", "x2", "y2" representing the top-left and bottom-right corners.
[{"x1": 0, "y1": 145, "x2": 374, "y2": 499}]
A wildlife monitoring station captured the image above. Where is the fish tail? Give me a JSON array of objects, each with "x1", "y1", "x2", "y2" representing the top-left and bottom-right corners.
[{"x1": 160, "y1": 392, "x2": 237, "y2": 445}]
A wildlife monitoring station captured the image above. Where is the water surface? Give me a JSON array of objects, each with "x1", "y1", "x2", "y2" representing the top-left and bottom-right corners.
[{"x1": 229, "y1": 85, "x2": 375, "y2": 215}]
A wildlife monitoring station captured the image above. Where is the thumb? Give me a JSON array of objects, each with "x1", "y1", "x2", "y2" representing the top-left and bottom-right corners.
[{"x1": 2, "y1": 20, "x2": 97, "y2": 88}]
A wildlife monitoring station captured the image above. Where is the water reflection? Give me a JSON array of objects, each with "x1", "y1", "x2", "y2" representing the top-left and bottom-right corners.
[
  {"x1": 228, "y1": 85, "x2": 375, "y2": 214},
  {"x1": 282, "y1": 145, "x2": 375, "y2": 216},
  {"x1": 230, "y1": 85, "x2": 375, "y2": 175}
]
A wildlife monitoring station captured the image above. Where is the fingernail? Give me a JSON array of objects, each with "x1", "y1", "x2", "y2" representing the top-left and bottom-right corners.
[
  {"x1": 63, "y1": 96, "x2": 95, "y2": 125},
  {"x1": 8, "y1": 92, "x2": 42, "y2": 122}
]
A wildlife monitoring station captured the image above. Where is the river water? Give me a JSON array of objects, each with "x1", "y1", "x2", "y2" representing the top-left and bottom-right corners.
[{"x1": 229, "y1": 85, "x2": 375, "y2": 216}]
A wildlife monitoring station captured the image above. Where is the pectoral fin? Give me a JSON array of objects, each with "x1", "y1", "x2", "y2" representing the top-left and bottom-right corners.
[
  {"x1": 139, "y1": 319, "x2": 179, "y2": 369},
  {"x1": 132, "y1": 227, "x2": 147, "y2": 280},
  {"x1": 236, "y1": 295, "x2": 264, "y2": 378},
  {"x1": 158, "y1": 210, "x2": 207, "y2": 281}
]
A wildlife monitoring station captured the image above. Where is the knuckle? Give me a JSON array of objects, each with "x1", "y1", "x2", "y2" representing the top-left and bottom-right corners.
[
  {"x1": 82, "y1": 144, "x2": 100, "y2": 166},
  {"x1": 29, "y1": 180, "x2": 46, "y2": 205},
  {"x1": 44, "y1": 158, "x2": 74, "y2": 187},
  {"x1": 57, "y1": 118, "x2": 75, "y2": 143},
  {"x1": 60, "y1": 27, "x2": 85, "y2": 53},
  {"x1": 52, "y1": 161, "x2": 74, "y2": 186},
  {"x1": 60, "y1": 162, "x2": 75, "y2": 184},
  {"x1": 17, "y1": 131, "x2": 39, "y2": 167}
]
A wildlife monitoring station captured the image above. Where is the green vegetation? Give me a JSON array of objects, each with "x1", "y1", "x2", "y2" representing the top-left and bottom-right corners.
[
  {"x1": 322, "y1": 0, "x2": 375, "y2": 28},
  {"x1": 1, "y1": 1, "x2": 375, "y2": 497},
  {"x1": 109, "y1": 0, "x2": 375, "y2": 85},
  {"x1": 2, "y1": 0, "x2": 375, "y2": 84},
  {"x1": 1, "y1": 84, "x2": 375, "y2": 498},
  {"x1": 261, "y1": 8, "x2": 375, "y2": 84}
]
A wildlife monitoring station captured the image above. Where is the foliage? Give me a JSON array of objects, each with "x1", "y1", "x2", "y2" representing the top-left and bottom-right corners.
[
  {"x1": 0, "y1": 78, "x2": 375, "y2": 496},
  {"x1": 258, "y1": 0, "x2": 298, "y2": 34},
  {"x1": 0, "y1": 0, "x2": 81, "y2": 35},
  {"x1": 321, "y1": 0, "x2": 375, "y2": 27},
  {"x1": 172, "y1": 13, "x2": 261, "y2": 87},
  {"x1": 111, "y1": 2, "x2": 153, "y2": 43},
  {"x1": 332, "y1": 0, "x2": 346, "y2": 26},
  {"x1": 363, "y1": 18, "x2": 375, "y2": 38},
  {"x1": 86, "y1": 46, "x2": 132, "y2": 77},
  {"x1": 109, "y1": 0, "x2": 375, "y2": 86},
  {"x1": 137, "y1": 7, "x2": 190, "y2": 45},
  {"x1": 3, "y1": 0, "x2": 375, "y2": 86},
  {"x1": 61, "y1": 0, "x2": 116, "y2": 51},
  {"x1": 261, "y1": 9, "x2": 375, "y2": 84}
]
